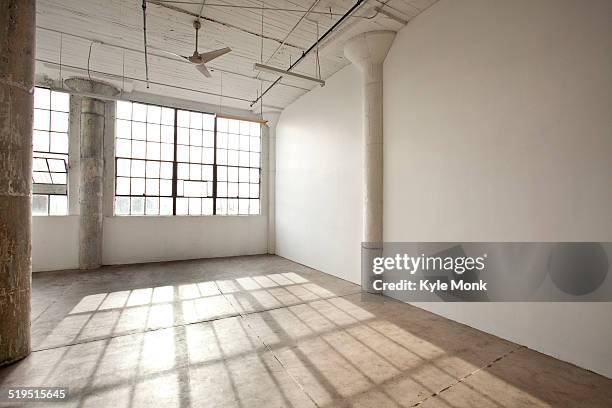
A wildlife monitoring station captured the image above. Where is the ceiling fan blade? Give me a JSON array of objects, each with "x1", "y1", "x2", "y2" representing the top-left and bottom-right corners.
[
  {"x1": 149, "y1": 47, "x2": 190, "y2": 62},
  {"x1": 195, "y1": 63, "x2": 212, "y2": 78},
  {"x1": 199, "y1": 47, "x2": 231, "y2": 63}
]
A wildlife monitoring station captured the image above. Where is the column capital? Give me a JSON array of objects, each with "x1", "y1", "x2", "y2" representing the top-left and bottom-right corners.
[
  {"x1": 64, "y1": 77, "x2": 120, "y2": 98},
  {"x1": 344, "y1": 30, "x2": 396, "y2": 69}
]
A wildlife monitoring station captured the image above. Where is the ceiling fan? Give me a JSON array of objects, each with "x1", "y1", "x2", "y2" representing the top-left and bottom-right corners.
[{"x1": 160, "y1": 20, "x2": 231, "y2": 78}]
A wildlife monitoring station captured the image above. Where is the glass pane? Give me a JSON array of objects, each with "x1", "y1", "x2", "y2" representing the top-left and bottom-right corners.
[
  {"x1": 177, "y1": 145, "x2": 189, "y2": 162},
  {"x1": 217, "y1": 182, "x2": 227, "y2": 197},
  {"x1": 160, "y1": 162, "x2": 173, "y2": 179},
  {"x1": 33, "y1": 131, "x2": 49, "y2": 152},
  {"x1": 146, "y1": 142, "x2": 160, "y2": 160},
  {"x1": 51, "y1": 173, "x2": 67, "y2": 184},
  {"x1": 117, "y1": 158, "x2": 131, "y2": 177},
  {"x1": 132, "y1": 103, "x2": 147, "y2": 122},
  {"x1": 251, "y1": 136, "x2": 261, "y2": 152},
  {"x1": 250, "y1": 184, "x2": 259, "y2": 198},
  {"x1": 116, "y1": 101, "x2": 132, "y2": 120},
  {"x1": 228, "y1": 119, "x2": 239, "y2": 134},
  {"x1": 131, "y1": 159, "x2": 145, "y2": 177},
  {"x1": 34, "y1": 109, "x2": 50, "y2": 130},
  {"x1": 131, "y1": 197, "x2": 145, "y2": 215},
  {"x1": 239, "y1": 198, "x2": 249, "y2": 215},
  {"x1": 217, "y1": 117, "x2": 228, "y2": 132},
  {"x1": 145, "y1": 197, "x2": 159, "y2": 215},
  {"x1": 160, "y1": 197, "x2": 173, "y2": 215},
  {"x1": 51, "y1": 111, "x2": 68, "y2": 132},
  {"x1": 146, "y1": 161, "x2": 160, "y2": 178},
  {"x1": 228, "y1": 167, "x2": 238, "y2": 182},
  {"x1": 228, "y1": 134, "x2": 239, "y2": 149},
  {"x1": 34, "y1": 88, "x2": 50, "y2": 109},
  {"x1": 160, "y1": 180, "x2": 172, "y2": 196},
  {"x1": 190, "y1": 146, "x2": 202, "y2": 163},
  {"x1": 188, "y1": 197, "x2": 201, "y2": 215},
  {"x1": 202, "y1": 198, "x2": 213, "y2": 215},
  {"x1": 250, "y1": 152, "x2": 260, "y2": 167},
  {"x1": 190, "y1": 129, "x2": 202, "y2": 146},
  {"x1": 116, "y1": 177, "x2": 130, "y2": 195},
  {"x1": 217, "y1": 166, "x2": 227, "y2": 181},
  {"x1": 33, "y1": 158, "x2": 47, "y2": 171},
  {"x1": 228, "y1": 182, "x2": 238, "y2": 197},
  {"x1": 239, "y1": 182, "x2": 249, "y2": 198},
  {"x1": 203, "y1": 114, "x2": 215, "y2": 130},
  {"x1": 190, "y1": 112, "x2": 202, "y2": 129},
  {"x1": 228, "y1": 150, "x2": 238, "y2": 166},
  {"x1": 250, "y1": 122, "x2": 261, "y2": 137},
  {"x1": 132, "y1": 122, "x2": 146, "y2": 140},
  {"x1": 250, "y1": 199, "x2": 260, "y2": 215},
  {"x1": 239, "y1": 168, "x2": 249, "y2": 182},
  {"x1": 202, "y1": 165, "x2": 213, "y2": 181},
  {"x1": 161, "y1": 107, "x2": 174, "y2": 126},
  {"x1": 177, "y1": 110, "x2": 190, "y2": 127},
  {"x1": 240, "y1": 120, "x2": 251, "y2": 135},
  {"x1": 51, "y1": 91, "x2": 70, "y2": 112},
  {"x1": 239, "y1": 151, "x2": 249, "y2": 167},
  {"x1": 203, "y1": 148, "x2": 214, "y2": 164},
  {"x1": 177, "y1": 127, "x2": 189, "y2": 145},
  {"x1": 177, "y1": 163, "x2": 189, "y2": 180},
  {"x1": 49, "y1": 195, "x2": 68, "y2": 215},
  {"x1": 132, "y1": 140, "x2": 146, "y2": 159},
  {"x1": 190, "y1": 164, "x2": 201, "y2": 180},
  {"x1": 250, "y1": 168, "x2": 259, "y2": 183},
  {"x1": 161, "y1": 125, "x2": 174, "y2": 143},
  {"x1": 116, "y1": 119, "x2": 131, "y2": 139},
  {"x1": 176, "y1": 198, "x2": 188, "y2": 215},
  {"x1": 32, "y1": 195, "x2": 49, "y2": 215},
  {"x1": 217, "y1": 132, "x2": 227, "y2": 148},
  {"x1": 33, "y1": 172, "x2": 52, "y2": 184},
  {"x1": 48, "y1": 158, "x2": 65, "y2": 172},
  {"x1": 240, "y1": 135, "x2": 250, "y2": 151},
  {"x1": 161, "y1": 143, "x2": 174, "y2": 161},
  {"x1": 147, "y1": 123, "x2": 161, "y2": 142},
  {"x1": 116, "y1": 138, "x2": 131, "y2": 158},
  {"x1": 147, "y1": 105, "x2": 161, "y2": 124},
  {"x1": 146, "y1": 178, "x2": 159, "y2": 195},
  {"x1": 50, "y1": 132, "x2": 69, "y2": 154},
  {"x1": 216, "y1": 198, "x2": 227, "y2": 215},
  {"x1": 115, "y1": 196, "x2": 130, "y2": 215},
  {"x1": 228, "y1": 199, "x2": 238, "y2": 215},
  {"x1": 131, "y1": 178, "x2": 145, "y2": 195}
]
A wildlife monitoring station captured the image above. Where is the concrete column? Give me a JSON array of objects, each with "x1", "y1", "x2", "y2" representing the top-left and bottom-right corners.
[
  {"x1": 64, "y1": 78, "x2": 118, "y2": 269},
  {"x1": 0, "y1": 0, "x2": 35, "y2": 366},
  {"x1": 344, "y1": 31, "x2": 395, "y2": 293},
  {"x1": 264, "y1": 112, "x2": 281, "y2": 254}
]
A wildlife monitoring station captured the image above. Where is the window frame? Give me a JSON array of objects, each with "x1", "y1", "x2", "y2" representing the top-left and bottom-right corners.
[
  {"x1": 32, "y1": 86, "x2": 70, "y2": 216},
  {"x1": 113, "y1": 101, "x2": 262, "y2": 217}
]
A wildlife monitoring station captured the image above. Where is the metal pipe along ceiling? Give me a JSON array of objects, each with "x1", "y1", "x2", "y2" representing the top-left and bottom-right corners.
[{"x1": 250, "y1": 0, "x2": 367, "y2": 107}]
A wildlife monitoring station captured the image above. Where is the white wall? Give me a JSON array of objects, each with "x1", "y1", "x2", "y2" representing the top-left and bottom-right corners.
[
  {"x1": 32, "y1": 216, "x2": 79, "y2": 272},
  {"x1": 102, "y1": 215, "x2": 267, "y2": 265},
  {"x1": 276, "y1": 65, "x2": 363, "y2": 284},
  {"x1": 384, "y1": 0, "x2": 612, "y2": 377}
]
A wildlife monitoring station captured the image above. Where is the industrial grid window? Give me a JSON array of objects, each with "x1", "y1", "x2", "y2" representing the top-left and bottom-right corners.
[
  {"x1": 114, "y1": 100, "x2": 261, "y2": 216},
  {"x1": 32, "y1": 87, "x2": 70, "y2": 216}
]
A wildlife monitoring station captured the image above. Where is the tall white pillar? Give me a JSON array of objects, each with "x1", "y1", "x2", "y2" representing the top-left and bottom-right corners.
[
  {"x1": 264, "y1": 112, "x2": 281, "y2": 254},
  {"x1": 345, "y1": 31, "x2": 395, "y2": 293}
]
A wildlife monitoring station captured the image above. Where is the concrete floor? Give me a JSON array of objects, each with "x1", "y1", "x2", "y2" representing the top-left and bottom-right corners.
[{"x1": 1, "y1": 255, "x2": 611, "y2": 407}]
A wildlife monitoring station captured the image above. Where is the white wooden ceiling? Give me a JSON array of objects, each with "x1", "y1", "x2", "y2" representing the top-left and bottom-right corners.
[{"x1": 36, "y1": 0, "x2": 438, "y2": 112}]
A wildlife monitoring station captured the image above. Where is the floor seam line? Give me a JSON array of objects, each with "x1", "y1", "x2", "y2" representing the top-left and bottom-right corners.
[
  {"x1": 410, "y1": 344, "x2": 525, "y2": 407},
  {"x1": 30, "y1": 290, "x2": 363, "y2": 353}
]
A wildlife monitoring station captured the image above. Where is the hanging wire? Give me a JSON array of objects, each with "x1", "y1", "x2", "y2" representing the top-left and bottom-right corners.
[
  {"x1": 87, "y1": 41, "x2": 94, "y2": 80},
  {"x1": 59, "y1": 33, "x2": 63, "y2": 87},
  {"x1": 315, "y1": 22, "x2": 321, "y2": 79},
  {"x1": 260, "y1": 1, "x2": 264, "y2": 63},
  {"x1": 219, "y1": 71, "x2": 223, "y2": 113},
  {"x1": 122, "y1": 50, "x2": 126, "y2": 95}
]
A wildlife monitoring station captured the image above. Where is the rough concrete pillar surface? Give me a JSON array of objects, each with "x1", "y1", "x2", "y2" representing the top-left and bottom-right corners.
[
  {"x1": 344, "y1": 31, "x2": 395, "y2": 293},
  {"x1": 0, "y1": 0, "x2": 35, "y2": 366},
  {"x1": 64, "y1": 78, "x2": 118, "y2": 269}
]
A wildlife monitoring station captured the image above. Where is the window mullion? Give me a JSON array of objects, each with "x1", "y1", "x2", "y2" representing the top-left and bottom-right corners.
[
  {"x1": 172, "y1": 108, "x2": 178, "y2": 215},
  {"x1": 213, "y1": 115, "x2": 218, "y2": 215}
]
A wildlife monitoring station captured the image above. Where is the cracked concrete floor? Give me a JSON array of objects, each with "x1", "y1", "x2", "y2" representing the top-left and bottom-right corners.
[{"x1": 1, "y1": 255, "x2": 611, "y2": 407}]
